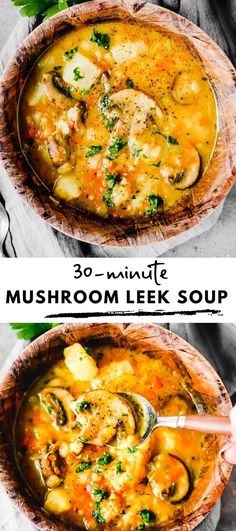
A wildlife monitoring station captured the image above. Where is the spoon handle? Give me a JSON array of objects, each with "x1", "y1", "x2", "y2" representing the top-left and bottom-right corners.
[{"x1": 178, "y1": 415, "x2": 231, "y2": 435}]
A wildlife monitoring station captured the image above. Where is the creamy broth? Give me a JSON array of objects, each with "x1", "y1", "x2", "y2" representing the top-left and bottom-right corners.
[
  {"x1": 19, "y1": 22, "x2": 217, "y2": 219},
  {"x1": 15, "y1": 343, "x2": 216, "y2": 530}
]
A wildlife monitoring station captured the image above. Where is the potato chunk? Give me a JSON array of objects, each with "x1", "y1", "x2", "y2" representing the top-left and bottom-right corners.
[
  {"x1": 172, "y1": 71, "x2": 201, "y2": 105},
  {"x1": 111, "y1": 41, "x2": 147, "y2": 63},
  {"x1": 63, "y1": 52, "x2": 101, "y2": 91},
  {"x1": 53, "y1": 175, "x2": 82, "y2": 201},
  {"x1": 44, "y1": 487, "x2": 71, "y2": 514},
  {"x1": 64, "y1": 343, "x2": 98, "y2": 380}
]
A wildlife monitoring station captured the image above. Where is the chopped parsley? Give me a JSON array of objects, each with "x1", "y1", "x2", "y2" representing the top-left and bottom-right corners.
[
  {"x1": 53, "y1": 65, "x2": 62, "y2": 71},
  {"x1": 64, "y1": 47, "x2": 78, "y2": 61},
  {"x1": 76, "y1": 461, "x2": 92, "y2": 473},
  {"x1": 127, "y1": 446, "x2": 138, "y2": 454},
  {"x1": 93, "y1": 488, "x2": 110, "y2": 503},
  {"x1": 80, "y1": 436, "x2": 89, "y2": 442},
  {"x1": 84, "y1": 346, "x2": 92, "y2": 355},
  {"x1": 145, "y1": 194, "x2": 164, "y2": 216},
  {"x1": 99, "y1": 94, "x2": 110, "y2": 112},
  {"x1": 102, "y1": 170, "x2": 121, "y2": 208},
  {"x1": 107, "y1": 137, "x2": 128, "y2": 160},
  {"x1": 152, "y1": 130, "x2": 179, "y2": 145},
  {"x1": 73, "y1": 67, "x2": 84, "y2": 81},
  {"x1": 136, "y1": 525, "x2": 145, "y2": 531},
  {"x1": 91, "y1": 28, "x2": 111, "y2": 50},
  {"x1": 76, "y1": 401, "x2": 91, "y2": 412},
  {"x1": 86, "y1": 145, "x2": 103, "y2": 158},
  {"x1": 126, "y1": 78, "x2": 134, "y2": 88},
  {"x1": 131, "y1": 145, "x2": 142, "y2": 158},
  {"x1": 116, "y1": 461, "x2": 124, "y2": 474},
  {"x1": 80, "y1": 88, "x2": 90, "y2": 96},
  {"x1": 97, "y1": 452, "x2": 114, "y2": 466},
  {"x1": 152, "y1": 160, "x2": 161, "y2": 167},
  {"x1": 102, "y1": 114, "x2": 118, "y2": 132},
  {"x1": 92, "y1": 508, "x2": 105, "y2": 524},
  {"x1": 139, "y1": 509, "x2": 156, "y2": 524}
]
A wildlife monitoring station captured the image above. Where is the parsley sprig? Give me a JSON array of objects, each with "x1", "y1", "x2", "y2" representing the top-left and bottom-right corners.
[
  {"x1": 10, "y1": 323, "x2": 60, "y2": 340},
  {"x1": 11, "y1": 1, "x2": 88, "y2": 20}
]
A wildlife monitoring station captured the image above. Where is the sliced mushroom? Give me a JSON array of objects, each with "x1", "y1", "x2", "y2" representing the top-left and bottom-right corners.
[
  {"x1": 101, "y1": 89, "x2": 163, "y2": 138},
  {"x1": 74, "y1": 390, "x2": 136, "y2": 446},
  {"x1": 67, "y1": 101, "x2": 88, "y2": 129},
  {"x1": 43, "y1": 72, "x2": 75, "y2": 108},
  {"x1": 39, "y1": 387, "x2": 76, "y2": 431},
  {"x1": 148, "y1": 453, "x2": 192, "y2": 504},
  {"x1": 172, "y1": 72, "x2": 201, "y2": 105},
  {"x1": 47, "y1": 138, "x2": 70, "y2": 167},
  {"x1": 168, "y1": 146, "x2": 201, "y2": 190},
  {"x1": 39, "y1": 443, "x2": 61, "y2": 480}
]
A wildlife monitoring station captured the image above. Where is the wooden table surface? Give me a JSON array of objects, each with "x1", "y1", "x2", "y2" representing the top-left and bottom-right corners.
[{"x1": 0, "y1": 0, "x2": 235, "y2": 258}]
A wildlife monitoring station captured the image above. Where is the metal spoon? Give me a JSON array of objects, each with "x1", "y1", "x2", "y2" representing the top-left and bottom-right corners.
[{"x1": 120, "y1": 393, "x2": 231, "y2": 446}]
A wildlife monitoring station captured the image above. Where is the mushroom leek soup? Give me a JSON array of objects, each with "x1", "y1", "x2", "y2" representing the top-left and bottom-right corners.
[
  {"x1": 15, "y1": 342, "x2": 216, "y2": 530},
  {"x1": 19, "y1": 22, "x2": 217, "y2": 219}
]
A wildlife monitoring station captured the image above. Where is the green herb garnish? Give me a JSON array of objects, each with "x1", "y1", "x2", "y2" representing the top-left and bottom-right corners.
[
  {"x1": 139, "y1": 509, "x2": 156, "y2": 524},
  {"x1": 10, "y1": 323, "x2": 60, "y2": 341},
  {"x1": 92, "y1": 508, "x2": 105, "y2": 524},
  {"x1": 76, "y1": 401, "x2": 91, "y2": 412},
  {"x1": 86, "y1": 145, "x2": 103, "y2": 158},
  {"x1": 131, "y1": 145, "x2": 142, "y2": 158},
  {"x1": 93, "y1": 488, "x2": 110, "y2": 503},
  {"x1": 152, "y1": 130, "x2": 179, "y2": 145},
  {"x1": 102, "y1": 170, "x2": 121, "y2": 208},
  {"x1": 107, "y1": 137, "x2": 128, "y2": 160},
  {"x1": 97, "y1": 452, "x2": 114, "y2": 466},
  {"x1": 91, "y1": 28, "x2": 111, "y2": 50},
  {"x1": 151, "y1": 160, "x2": 161, "y2": 167},
  {"x1": 127, "y1": 447, "x2": 138, "y2": 453},
  {"x1": 145, "y1": 194, "x2": 164, "y2": 216},
  {"x1": 126, "y1": 78, "x2": 134, "y2": 88},
  {"x1": 73, "y1": 67, "x2": 84, "y2": 81},
  {"x1": 64, "y1": 46, "x2": 78, "y2": 61},
  {"x1": 116, "y1": 461, "x2": 123, "y2": 474},
  {"x1": 76, "y1": 461, "x2": 92, "y2": 473}
]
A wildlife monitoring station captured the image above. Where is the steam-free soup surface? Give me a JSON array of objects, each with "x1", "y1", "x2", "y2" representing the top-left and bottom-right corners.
[
  {"x1": 20, "y1": 22, "x2": 216, "y2": 218},
  {"x1": 16, "y1": 343, "x2": 216, "y2": 530}
]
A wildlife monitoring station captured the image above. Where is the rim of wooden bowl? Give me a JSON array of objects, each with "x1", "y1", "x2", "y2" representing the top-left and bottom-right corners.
[
  {"x1": 0, "y1": 0, "x2": 235, "y2": 247},
  {"x1": 0, "y1": 322, "x2": 232, "y2": 531}
]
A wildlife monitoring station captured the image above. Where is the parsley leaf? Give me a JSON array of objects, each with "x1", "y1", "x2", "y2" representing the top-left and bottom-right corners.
[
  {"x1": 64, "y1": 47, "x2": 78, "y2": 61},
  {"x1": 76, "y1": 401, "x2": 91, "y2": 412},
  {"x1": 102, "y1": 170, "x2": 121, "y2": 208},
  {"x1": 107, "y1": 137, "x2": 128, "y2": 160},
  {"x1": 76, "y1": 460, "x2": 92, "y2": 473},
  {"x1": 92, "y1": 508, "x2": 105, "y2": 524},
  {"x1": 144, "y1": 194, "x2": 164, "y2": 216},
  {"x1": 116, "y1": 461, "x2": 124, "y2": 474},
  {"x1": 93, "y1": 488, "x2": 110, "y2": 503},
  {"x1": 139, "y1": 509, "x2": 156, "y2": 524},
  {"x1": 73, "y1": 67, "x2": 84, "y2": 81},
  {"x1": 90, "y1": 28, "x2": 111, "y2": 50},
  {"x1": 126, "y1": 78, "x2": 135, "y2": 88},
  {"x1": 10, "y1": 323, "x2": 59, "y2": 340},
  {"x1": 86, "y1": 145, "x2": 103, "y2": 158},
  {"x1": 127, "y1": 446, "x2": 138, "y2": 453},
  {"x1": 97, "y1": 452, "x2": 114, "y2": 466}
]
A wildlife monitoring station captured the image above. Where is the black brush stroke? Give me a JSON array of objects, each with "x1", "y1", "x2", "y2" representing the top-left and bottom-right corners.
[{"x1": 45, "y1": 309, "x2": 222, "y2": 319}]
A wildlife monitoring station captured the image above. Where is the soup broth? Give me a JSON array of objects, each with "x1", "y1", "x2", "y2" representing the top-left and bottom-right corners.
[
  {"x1": 19, "y1": 22, "x2": 217, "y2": 219},
  {"x1": 15, "y1": 343, "x2": 216, "y2": 530}
]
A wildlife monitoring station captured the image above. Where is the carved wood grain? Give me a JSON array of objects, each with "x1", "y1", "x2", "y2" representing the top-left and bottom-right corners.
[
  {"x1": 0, "y1": 0, "x2": 235, "y2": 247},
  {"x1": 0, "y1": 323, "x2": 232, "y2": 530}
]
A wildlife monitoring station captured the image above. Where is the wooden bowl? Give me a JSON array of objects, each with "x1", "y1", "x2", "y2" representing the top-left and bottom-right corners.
[
  {"x1": 0, "y1": 0, "x2": 235, "y2": 247},
  {"x1": 0, "y1": 323, "x2": 232, "y2": 531}
]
